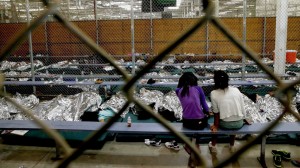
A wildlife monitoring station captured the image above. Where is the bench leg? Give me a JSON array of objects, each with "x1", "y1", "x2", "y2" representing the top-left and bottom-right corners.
[
  {"x1": 257, "y1": 135, "x2": 267, "y2": 168},
  {"x1": 51, "y1": 142, "x2": 64, "y2": 161}
]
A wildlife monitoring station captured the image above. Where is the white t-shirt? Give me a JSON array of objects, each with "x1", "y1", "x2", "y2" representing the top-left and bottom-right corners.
[{"x1": 210, "y1": 86, "x2": 246, "y2": 121}]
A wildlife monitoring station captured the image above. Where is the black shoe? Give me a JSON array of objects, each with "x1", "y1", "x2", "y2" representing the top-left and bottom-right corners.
[
  {"x1": 271, "y1": 149, "x2": 291, "y2": 160},
  {"x1": 291, "y1": 160, "x2": 300, "y2": 167},
  {"x1": 273, "y1": 154, "x2": 282, "y2": 168}
]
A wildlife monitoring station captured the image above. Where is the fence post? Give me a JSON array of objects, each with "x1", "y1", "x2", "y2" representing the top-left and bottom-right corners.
[{"x1": 274, "y1": 0, "x2": 288, "y2": 75}]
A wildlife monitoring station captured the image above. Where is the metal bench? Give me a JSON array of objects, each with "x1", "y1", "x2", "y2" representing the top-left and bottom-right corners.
[{"x1": 0, "y1": 120, "x2": 299, "y2": 167}]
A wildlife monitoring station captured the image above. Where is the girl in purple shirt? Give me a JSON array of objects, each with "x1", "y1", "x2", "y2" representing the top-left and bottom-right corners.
[
  {"x1": 165, "y1": 72, "x2": 209, "y2": 158},
  {"x1": 176, "y1": 72, "x2": 209, "y2": 130}
]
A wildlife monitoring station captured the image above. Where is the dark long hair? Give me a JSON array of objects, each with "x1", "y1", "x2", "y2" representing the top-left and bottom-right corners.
[
  {"x1": 177, "y1": 72, "x2": 198, "y2": 97},
  {"x1": 213, "y1": 70, "x2": 229, "y2": 90}
]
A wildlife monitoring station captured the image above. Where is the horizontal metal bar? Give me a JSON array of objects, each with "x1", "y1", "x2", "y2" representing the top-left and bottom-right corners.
[
  {"x1": 0, "y1": 120, "x2": 299, "y2": 135},
  {"x1": 3, "y1": 79, "x2": 293, "y2": 86}
]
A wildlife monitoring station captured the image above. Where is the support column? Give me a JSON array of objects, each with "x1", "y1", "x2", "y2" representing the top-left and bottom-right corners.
[
  {"x1": 130, "y1": 0, "x2": 135, "y2": 74},
  {"x1": 94, "y1": 0, "x2": 98, "y2": 45},
  {"x1": 150, "y1": 0, "x2": 153, "y2": 55},
  {"x1": 242, "y1": 0, "x2": 247, "y2": 80},
  {"x1": 274, "y1": 0, "x2": 288, "y2": 75},
  {"x1": 26, "y1": 0, "x2": 36, "y2": 94},
  {"x1": 214, "y1": 0, "x2": 219, "y2": 17}
]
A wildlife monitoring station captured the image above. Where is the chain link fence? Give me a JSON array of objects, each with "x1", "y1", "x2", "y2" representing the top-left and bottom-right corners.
[{"x1": 0, "y1": 0, "x2": 300, "y2": 167}]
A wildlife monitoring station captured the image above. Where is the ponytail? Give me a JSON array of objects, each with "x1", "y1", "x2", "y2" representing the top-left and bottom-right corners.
[{"x1": 177, "y1": 72, "x2": 198, "y2": 97}]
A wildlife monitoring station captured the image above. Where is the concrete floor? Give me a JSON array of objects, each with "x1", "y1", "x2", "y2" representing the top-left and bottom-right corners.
[{"x1": 0, "y1": 138, "x2": 299, "y2": 168}]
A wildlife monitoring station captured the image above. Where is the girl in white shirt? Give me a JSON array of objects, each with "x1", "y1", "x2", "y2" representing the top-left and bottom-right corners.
[{"x1": 209, "y1": 70, "x2": 246, "y2": 153}]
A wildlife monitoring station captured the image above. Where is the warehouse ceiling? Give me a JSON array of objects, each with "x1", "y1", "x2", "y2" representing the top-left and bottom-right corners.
[{"x1": 0, "y1": 0, "x2": 299, "y2": 22}]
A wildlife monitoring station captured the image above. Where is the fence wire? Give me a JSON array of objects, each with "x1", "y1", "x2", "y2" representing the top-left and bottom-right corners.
[{"x1": 0, "y1": 0, "x2": 300, "y2": 168}]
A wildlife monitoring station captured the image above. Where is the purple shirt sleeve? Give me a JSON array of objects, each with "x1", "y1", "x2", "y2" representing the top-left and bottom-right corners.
[{"x1": 196, "y1": 86, "x2": 209, "y2": 113}]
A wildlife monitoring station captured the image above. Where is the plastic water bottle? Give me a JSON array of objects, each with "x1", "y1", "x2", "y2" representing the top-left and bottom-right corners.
[{"x1": 127, "y1": 116, "x2": 132, "y2": 127}]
